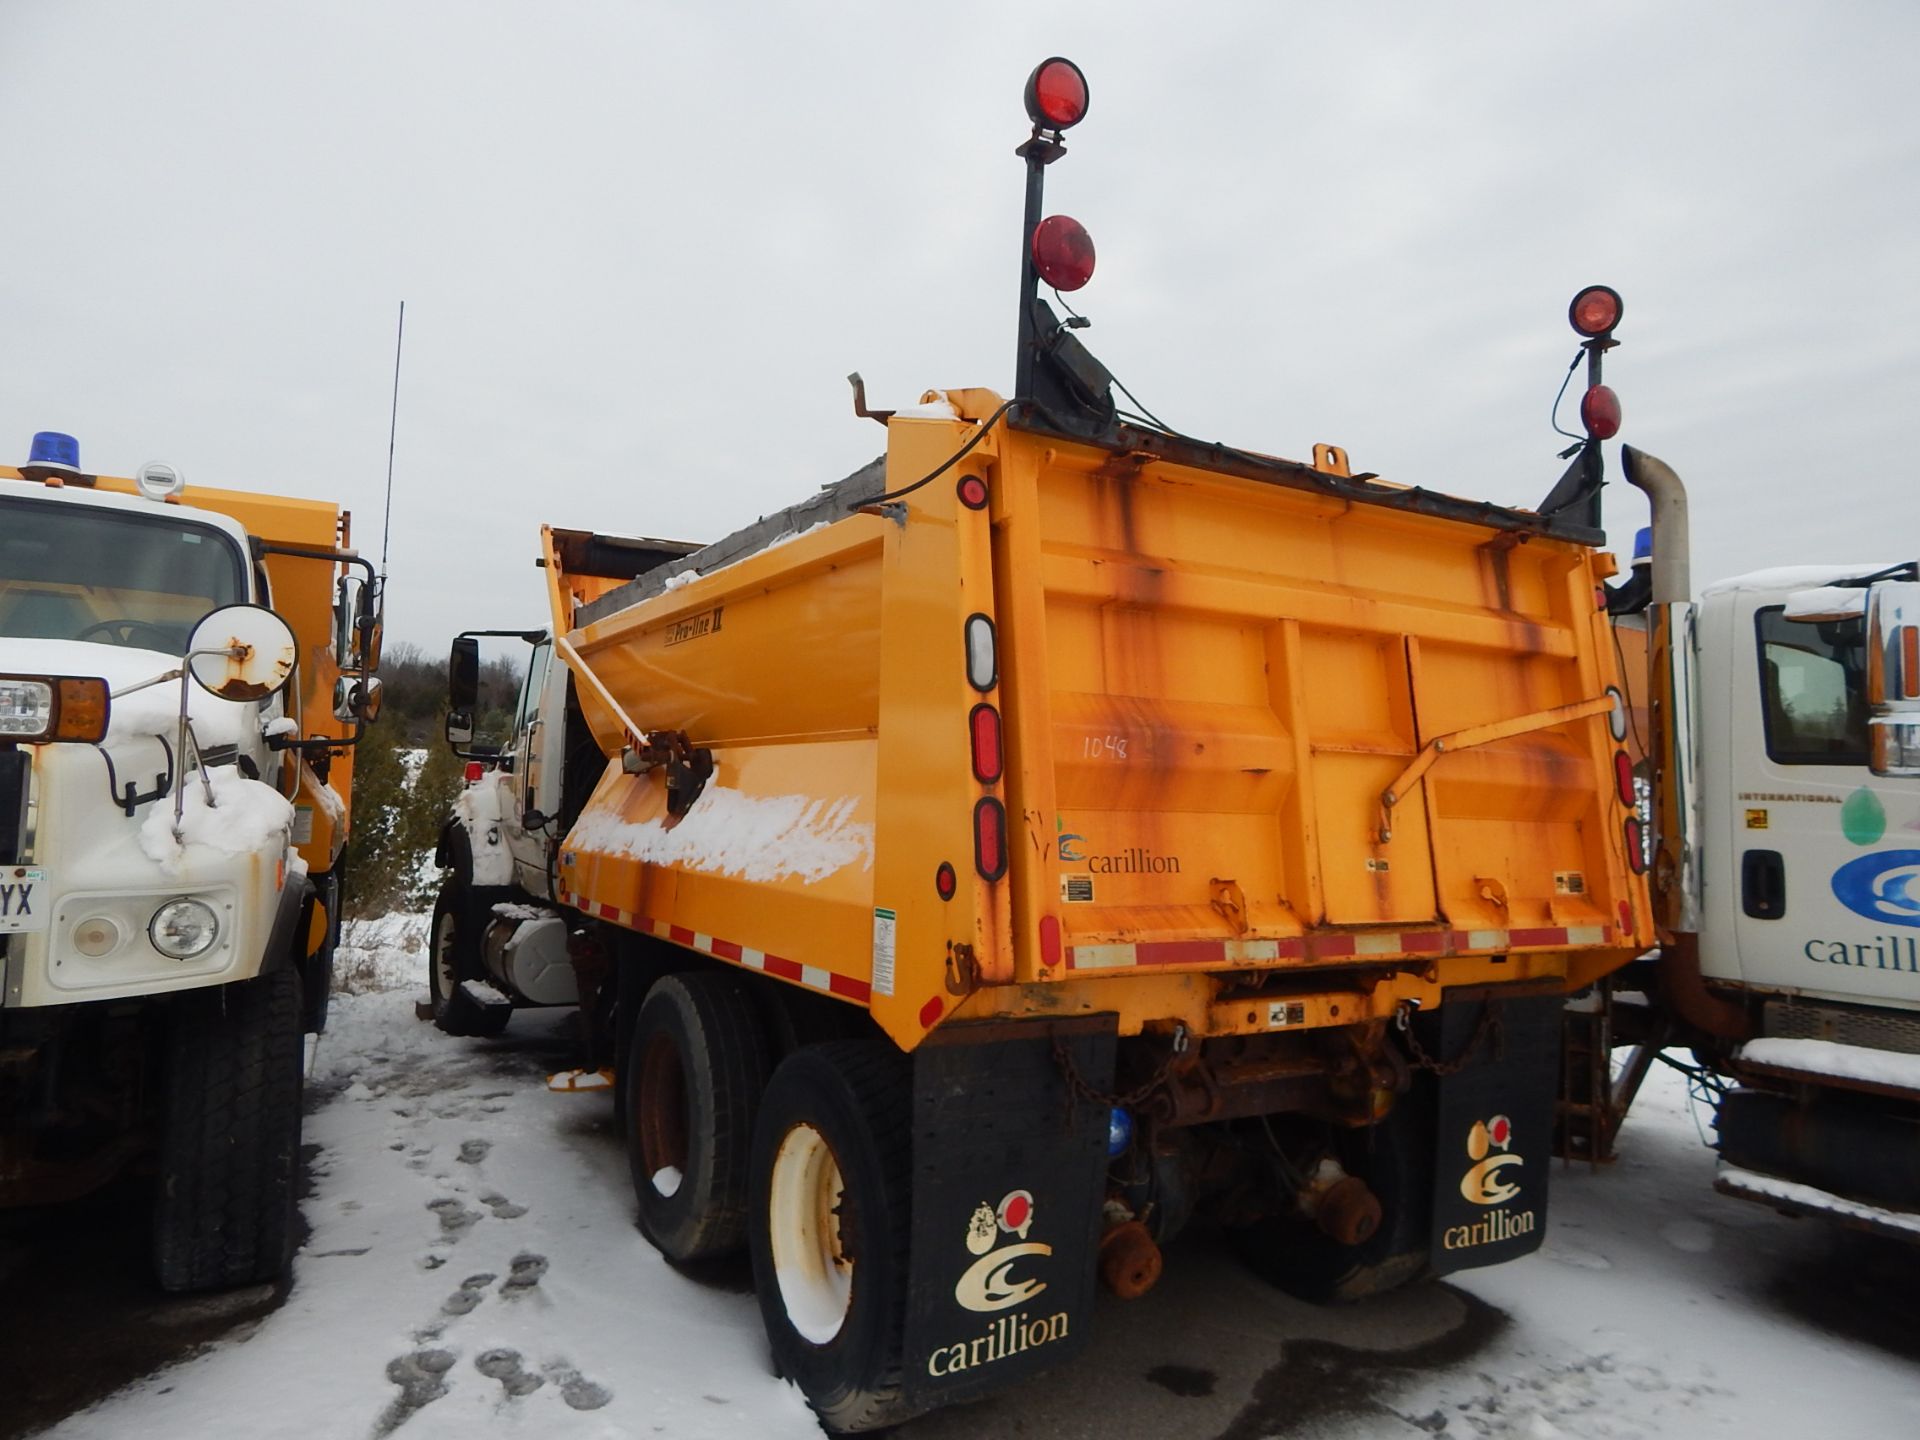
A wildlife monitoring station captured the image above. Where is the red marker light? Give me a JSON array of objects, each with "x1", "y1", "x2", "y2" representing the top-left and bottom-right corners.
[
  {"x1": 463, "y1": 761, "x2": 485, "y2": 783},
  {"x1": 1581, "y1": 384, "x2": 1622, "y2": 440},
  {"x1": 957, "y1": 474, "x2": 989, "y2": 510},
  {"x1": 1031, "y1": 215, "x2": 1095, "y2": 292},
  {"x1": 1024, "y1": 57, "x2": 1089, "y2": 130},
  {"x1": 970, "y1": 702, "x2": 1004, "y2": 784},
  {"x1": 974, "y1": 797, "x2": 1008, "y2": 881},
  {"x1": 1625, "y1": 817, "x2": 1648, "y2": 874},
  {"x1": 1569, "y1": 285, "x2": 1624, "y2": 338},
  {"x1": 935, "y1": 861, "x2": 958, "y2": 901}
]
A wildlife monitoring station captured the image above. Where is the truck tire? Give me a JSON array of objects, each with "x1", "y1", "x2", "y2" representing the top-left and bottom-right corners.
[
  {"x1": 626, "y1": 971, "x2": 770, "y2": 1261},
  {"x1": 748, "y1": 1042, "x2": 917, "y2": 1435},
  {"x1": 1233, "y1": 1091, "x2": 1435, "y2": 1304},
  {"x1": 153, "y1": 967, "x2": 304, "y2": 1293},
  {"x1": 430, "y1": 874, "x2": 512, "y2": 1039}
]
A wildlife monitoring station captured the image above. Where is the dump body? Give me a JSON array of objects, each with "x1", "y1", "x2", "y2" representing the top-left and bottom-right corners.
[{"x1": 550, "y1": 393, "x2": 1650, "y2": 1051}]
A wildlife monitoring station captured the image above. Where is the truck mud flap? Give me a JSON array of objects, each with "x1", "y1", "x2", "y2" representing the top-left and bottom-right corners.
[
  {"x1": 901, "y1": 1019, "x2": 1115, "y2": 1411},
  {"x1": 1423, "y1": 991, "x2": 1562, "y2": 1276}
]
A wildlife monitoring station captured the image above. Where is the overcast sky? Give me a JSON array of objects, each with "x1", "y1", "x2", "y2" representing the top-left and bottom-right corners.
[{"x1": 4, "y1": 1, "x2": 1915, "y2": 652}]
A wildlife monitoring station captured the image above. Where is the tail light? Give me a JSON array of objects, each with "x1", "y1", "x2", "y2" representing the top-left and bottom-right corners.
[
  {"x1": 1581, "y1": 384, "x2": 1622, "y2": 440},
  {"x1": 1023, "y1": 57, "x2": 1089, "y2": 130},
  {"x1": 1569, "y1": 285, "x2": 1624, "y2": 338},
  {"x1": 974, "y1": 797, "x2": 1008, "y2": 881},
  {"x1": 970, "y1": 703, "x2": 1004, "y2": 784},
  {"x1": 1031, "y1": 216, "x2": 1095, "y2": 292},
  {"x1": 1614, "y1": 751, "x2": 1636, "y2": 807},
  {"x1": 1624, "y1": 817, "x2": 1648, "y2": 874}
]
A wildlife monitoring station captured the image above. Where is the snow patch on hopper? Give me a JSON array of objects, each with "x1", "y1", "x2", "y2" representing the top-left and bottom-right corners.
[{"x1": 570, "y1": 787, "x2": 873, "y2": 883}]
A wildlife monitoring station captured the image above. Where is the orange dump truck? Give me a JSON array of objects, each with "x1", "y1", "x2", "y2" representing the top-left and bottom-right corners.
[{"x1": 515, "y1": 60, "x2": 1651, "y2": 1432}]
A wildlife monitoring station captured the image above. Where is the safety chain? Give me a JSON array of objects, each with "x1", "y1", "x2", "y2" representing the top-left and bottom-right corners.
[
  {"x1": 1396, "y1": 998, "x2": 1505, "y2": 1076},
  {"x1": 1051, "y1": 1025, "x2": 1187, "y2": 1117}
]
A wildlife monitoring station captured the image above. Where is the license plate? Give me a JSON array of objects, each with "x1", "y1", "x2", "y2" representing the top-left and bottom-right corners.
[{"x1": 0, "y1": 867, "x2": 48, "y2": 933}]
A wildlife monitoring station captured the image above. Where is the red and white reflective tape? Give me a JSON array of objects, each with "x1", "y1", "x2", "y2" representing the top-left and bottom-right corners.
[
  {"x1": 557, "y1": 888, "x2": 872, "y2": 1004},
  {"x1": 1065, "y1": 924, "x2": 1613, "y2": 972}
]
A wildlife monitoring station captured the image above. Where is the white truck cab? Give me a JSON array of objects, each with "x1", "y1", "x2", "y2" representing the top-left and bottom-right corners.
[
  {"x1": 1693, "y1": 565, "x2": 1920, "y2": 1011},
  {"x1": 1617, "y1": 443, "x2": 1920, "y2": 1239},
  {"x1": 0, "y1": 431, "x2": 383, "y2": 1291}
]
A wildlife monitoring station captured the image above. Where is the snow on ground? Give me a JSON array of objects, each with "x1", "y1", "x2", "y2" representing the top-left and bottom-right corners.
[
  {"x1": 1404, "y1": 1061, "x2": 1920, "y2": 1440},
  {"x1": 36, "y1": 922, "x2": 1920, "y2": 1440}
]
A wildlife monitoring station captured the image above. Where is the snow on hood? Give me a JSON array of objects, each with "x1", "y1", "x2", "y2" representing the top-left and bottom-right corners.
[
  {"x1": 0, "y1": 636, "x2": 265, "y2": 746},
  {"x1": 568, "y1": 786, "x2": 873, "y2": 884},
  {"x1": 139, "y1": 764, "x2": 294, "y2": 874}
]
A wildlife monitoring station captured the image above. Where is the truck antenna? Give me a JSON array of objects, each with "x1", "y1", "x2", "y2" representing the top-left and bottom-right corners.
[{"x1": 380, "y1": 300, "x2": 405, "y2": 580}]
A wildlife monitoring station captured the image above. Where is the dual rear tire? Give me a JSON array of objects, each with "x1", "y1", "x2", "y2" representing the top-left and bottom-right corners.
[{"x1": 622, "y1": 971, "x2": 914, "y2": 1433}]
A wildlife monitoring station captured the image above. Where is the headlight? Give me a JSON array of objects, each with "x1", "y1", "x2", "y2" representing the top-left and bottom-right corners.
[
  {"x1": 149, "y1": 899, "x2": 220, "y2": 959},
  {"x1": 0, "y1": 680, "x2": 53, "y2": 736}
]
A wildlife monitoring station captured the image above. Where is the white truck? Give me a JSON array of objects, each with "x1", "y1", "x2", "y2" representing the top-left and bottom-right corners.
[
  {"x1": 0, "y1": 432, "x2": 383, "y2": 1290},
  {"x1": 428, "y1": 528, "x2": 693, "y2": 1043},
  {"x1": 1607, "y1": 445, "x2": 1920, "y2": 1238}
]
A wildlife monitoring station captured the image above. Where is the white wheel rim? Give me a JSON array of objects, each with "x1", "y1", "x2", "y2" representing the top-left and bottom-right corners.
[
  {"x1": 432, "y1": 910, "x2": 458, "y2": 1002},
  {"x1": 768, "y1": 1122, "x2": 853, "y2": 1344}
]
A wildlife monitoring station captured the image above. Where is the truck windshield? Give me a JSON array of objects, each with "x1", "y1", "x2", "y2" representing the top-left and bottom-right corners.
[
  {"x1": 0, "y1": 496, "x2": 247, "y2": 653},
  {"x1": 1756, "y1": 606, "x2": 1868, "y2": 765}
]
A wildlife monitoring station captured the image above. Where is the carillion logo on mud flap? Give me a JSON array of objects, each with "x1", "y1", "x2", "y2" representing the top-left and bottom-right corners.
[
  {"x1": 926, "y1": 1189, "x2": 1071, "y2": 1378},
  {"x1": 1442, "y1": 1115, "x2": 1537, "y2": 1252}
]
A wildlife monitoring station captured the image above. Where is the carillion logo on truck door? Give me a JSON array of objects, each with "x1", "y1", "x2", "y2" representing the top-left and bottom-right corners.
[
  {"x1": 1829, "y1": 850, "x2": 1920, "y2": 930},
  {"x1": 926, "y1": 1189, "x2": 1070, "y2": 1378},
  {"x1": 1442, "y1": 1115, "x2": 1538, "y2": 1251}
]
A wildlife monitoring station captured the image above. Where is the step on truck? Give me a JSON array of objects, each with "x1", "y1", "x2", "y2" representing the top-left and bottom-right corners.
[
  {"x1": 1593, "y1": 443, "x2": 1920, "y2": 1239},
  {"x1": 459, "y1": 60, "x2": 1653, "y2": 1431},
  {"x1": 0, "y1": 433, "x2": 383, "y2": 1290}
]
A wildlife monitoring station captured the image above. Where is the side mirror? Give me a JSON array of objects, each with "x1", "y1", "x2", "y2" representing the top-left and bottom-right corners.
[
  {"x1": 187, "y1": 605, "x2": 298, "y2": 702},
  {"x1": 1866, "y1": 580, "x2": 1920, "y2": 777},
  {"x1": 446, "y1": 707, "x2": 475, "y2": 748},
  {"x1": 334, "y1": 574, "x2": 360, "y2": 668},
  {"x1": 333, "y1": 675, "x2": 384, "y2": 724},
  {"x1": 355, "y1": 610, "x2": 384, "y2": 675},
  {"x1": 449, "y1": 636, "x2": 480, "y2": 712}
]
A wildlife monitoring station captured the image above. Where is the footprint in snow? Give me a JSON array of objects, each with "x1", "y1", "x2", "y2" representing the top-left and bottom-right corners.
[
  {"x1": 375, "y1": 1349, "x2": 456, "y2": 1436},
  {"x1": 427, "y1": 1198, "x2": 481, "y2": 1237},
  {"x1": 476, "y1": 1348, "x2": 545, "y2": 1397},
  {"x1": 499, "y1": 1252, "x2": 548, "y2": 1297},
  {"x1": 457, "y1": 1139, "x2": 491, "y2": 1165},
  {"x1": 441, "y1": 1272, "x2": 498, "y2": 1316},
  {"x1": 481, "y1": 1191, "x2": 527, "y2": 1219},
  {"x1": 542, "y1": 1359, "x2": 613, "y2": 1411}
]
